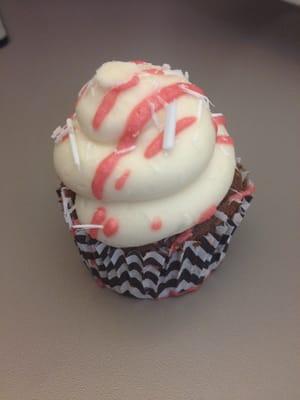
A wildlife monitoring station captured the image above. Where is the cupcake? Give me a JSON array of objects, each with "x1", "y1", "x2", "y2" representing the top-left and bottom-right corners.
[{"x1": 53, "y1": 60, "x2": 254, "y2": 299}]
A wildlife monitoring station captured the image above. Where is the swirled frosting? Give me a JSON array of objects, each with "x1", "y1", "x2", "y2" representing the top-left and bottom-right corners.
[{"x1": 53, "y1": 61, "x2": 236, "y2": 247}]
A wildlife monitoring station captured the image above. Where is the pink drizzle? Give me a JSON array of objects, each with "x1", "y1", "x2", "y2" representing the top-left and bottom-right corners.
[
  {"x1": 216, "y1": 135, "x2": 234, "y2": 145},
  {"x1": 229, "y1": 183, "x2": 255, "y2": 203},
  {"x1": 75, "y1": 82, "x2": 89, "y2": 108},
  {"x1": 103, "y1": 218, "x2": 119, "y2": 237},
  {"x1": 89, "y1": 207, "x2": 106, "y2": 239},
  {"x1": 92, "y1": 152, "x2": 122, "y2": 199},
  {"x1": 150, "y1": 217, "x2": 162, "y2": 231},
  {"x1": 115, "y1": 169, "x2": 131, "y2": 190},
  {"x1": 93, "y1": 75, "x2": 140, "y2": 130},
  {"x1": 89, "y1": 209, "x2": 119, "y2": 239},
  {"x1": 117, "y1": 83, "x2": 202, "y2": 151},
  {"x1": 212, "y1": 114, "x2": 226, "y2": 130},
  {"x1": 145, "y1": 68, "x2": 164, "y2": 75},
  {"x1": 144, "y1": 116, "x2": 197, "y2": 158},
  {"x1": 92, "y1": 82, "x2": 204, "y2": 199}
]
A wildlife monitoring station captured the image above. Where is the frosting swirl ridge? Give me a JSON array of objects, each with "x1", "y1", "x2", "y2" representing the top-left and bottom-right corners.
[{"x1": 54, "y1": 61, "x2": 236, "y2": 247}]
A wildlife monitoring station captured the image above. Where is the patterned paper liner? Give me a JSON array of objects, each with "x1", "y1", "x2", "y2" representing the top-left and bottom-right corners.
[{"x1": 57, "y1": 178, "x2": 253, "y2": 300}]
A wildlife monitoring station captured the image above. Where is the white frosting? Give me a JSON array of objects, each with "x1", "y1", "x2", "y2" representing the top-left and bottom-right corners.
[
  {"x1": 53, "y1": 61, "x2": 236, "y2": 247},
  {"x1": 96, "y1": 61, "x2": 139, "y2": 88}
]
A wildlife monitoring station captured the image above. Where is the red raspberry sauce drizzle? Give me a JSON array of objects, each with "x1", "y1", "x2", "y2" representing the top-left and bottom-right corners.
[
  {"x1": 145, "y1": 68, "x2": 164, "y2": 75},
  {"x1": 115, "y1": 169, "x2": 131, "y2": 190},
  {"x1": 92, "y1": 152, "x2": 122, "y2": 200},
  {"x1": 89, "y1": 207, "x2": 106, "y2": 239},
  {"x1": 150, "y1": 217, "x2": 162, "y2": 231},
  {"x1": 103, "y1": 218, "x2": 119, "y2": 237},
  {"x1": 92, "y1": 82, "x2": 204, "y2": 199},
  {"x1": 212, "y1": 114, "x2": 234, "y2": 145},
  {"x1": 212, "y1": 114, "x2": 226, "y2": 130},
  {"x1": 88, "y1": 207, "x2": 119, "y2": 239},
  {"x1": 144, "y1": 116, "x2": 197, "y2": 158},
  {"x1": 93, "y1": 75, "x2": 140, "y2": 130},
  {"x1": 216, "y1": 136, "x2": 234, "y2": 145},
  {"x1": 93, "y1": 68, "x2": 166, "y2": 131}
]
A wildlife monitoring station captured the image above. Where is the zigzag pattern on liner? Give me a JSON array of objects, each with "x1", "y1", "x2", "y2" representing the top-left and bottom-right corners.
[{"x1": 57, "y1": 186, "x2": 253, "y2": 299}]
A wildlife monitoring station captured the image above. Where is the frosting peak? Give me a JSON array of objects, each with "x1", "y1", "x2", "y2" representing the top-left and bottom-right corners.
[
  {"x1": 96, "y1": 61, "x2": 139, "y2": 88},
  {"x1": 53, "y1": 60, "x2": 236, "y2": 247}
]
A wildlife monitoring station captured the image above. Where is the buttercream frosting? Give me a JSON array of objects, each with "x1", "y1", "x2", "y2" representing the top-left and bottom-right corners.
[{"x1": 53, "y1": 61, "x2": 236, "y2": 247}]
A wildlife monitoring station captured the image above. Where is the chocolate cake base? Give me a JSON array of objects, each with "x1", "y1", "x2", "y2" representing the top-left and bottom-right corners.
[{"x1": 57, "y1": 163, "x2": 254, "y2": 300}]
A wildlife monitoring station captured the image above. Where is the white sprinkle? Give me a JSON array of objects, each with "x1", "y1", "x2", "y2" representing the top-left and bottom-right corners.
[
  {"x1": 78, "y1": 81, "x2": 88, "y2": 97},
  {"x1": 51, "y1": 126, "x2": 62, "y2": 139},
  {"x1": 162, "y1": 63, "x2": 171, "y2": 70},
  {"x1": 163, "y1": 101, "x2": 177, "y2": 151},
  {"x1": 91, "y1": 77, "x2": 98, "y2": 95},
  {"x1": 51, "y1": 126, "x2": 62, "y2": 142},
  {"x1": 67, "y1": 118, "x2": 81, "y2": 169},
  {"x1": 240, "y1": 169, "x2": 250, "y2": 182},
  {"x1": 61, "y1": 187, "x2": 72, "y2": 228},
  {"x1": 197, "y1": 98, "x2": 203, "y2": 119},
  {"x1": 180, "y1": 85, "x2": 202, "y2": 98},
  {"x1": 204, "y1": 96, "x2": 214, "y2": 108},
  {"x1": 180, "y1": 84, "x2": 214, "y2": 108},
  {"x1": 180, "y1": 85, "x2": 205, "y2": 99},
  {"x1": 164, "y1": 69, "x2": 185, "y2": 77},
  {"x1": 148, "y1": 101, "x2": 161, "y2": 129},
  {"x1": 51, "y1": 125, "x2": 68, "y2": 143},
  {"x1": 184, "y1": 70, "x2": 189, "y2": 80},
  {"x1": 72, "y1": 224, "x2": 104, "y2": 229},
  {"x1": 117, "y1": 145, "x2": 136, "y2": 155},
  {"x1": 69, "y1": 205, "x2": 76, "y2": 214},
  {"x1": 212, "y1": 113, "x2": 223, "y2": 117},
  {"x1": 60, "y1": 189, "x2": 104, "y2": 231}
]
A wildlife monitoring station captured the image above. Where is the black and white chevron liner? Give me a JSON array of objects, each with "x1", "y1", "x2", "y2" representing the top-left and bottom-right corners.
[{"x1": 57, "y1": 185, "x2": 253, "y2": 299}]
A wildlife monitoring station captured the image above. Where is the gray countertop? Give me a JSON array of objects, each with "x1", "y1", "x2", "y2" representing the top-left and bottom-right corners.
[{"x1": 0, "y1": 1, "x2": 299, "y2": 399}]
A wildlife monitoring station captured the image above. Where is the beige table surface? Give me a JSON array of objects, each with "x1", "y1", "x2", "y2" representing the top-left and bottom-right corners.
[{"x1": 1, "y1": 1, "x2": 300, "y2": 399}]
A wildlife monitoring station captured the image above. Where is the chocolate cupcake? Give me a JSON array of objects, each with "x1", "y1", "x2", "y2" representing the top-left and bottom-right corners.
[{"x1": 53, "y1": 60, "x2": 254, "y2": 299}]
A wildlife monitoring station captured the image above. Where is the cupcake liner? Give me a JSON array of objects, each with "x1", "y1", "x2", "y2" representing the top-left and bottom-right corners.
[{"x1": 57, "y1": 180, "x2": 254, "y2": 300}]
